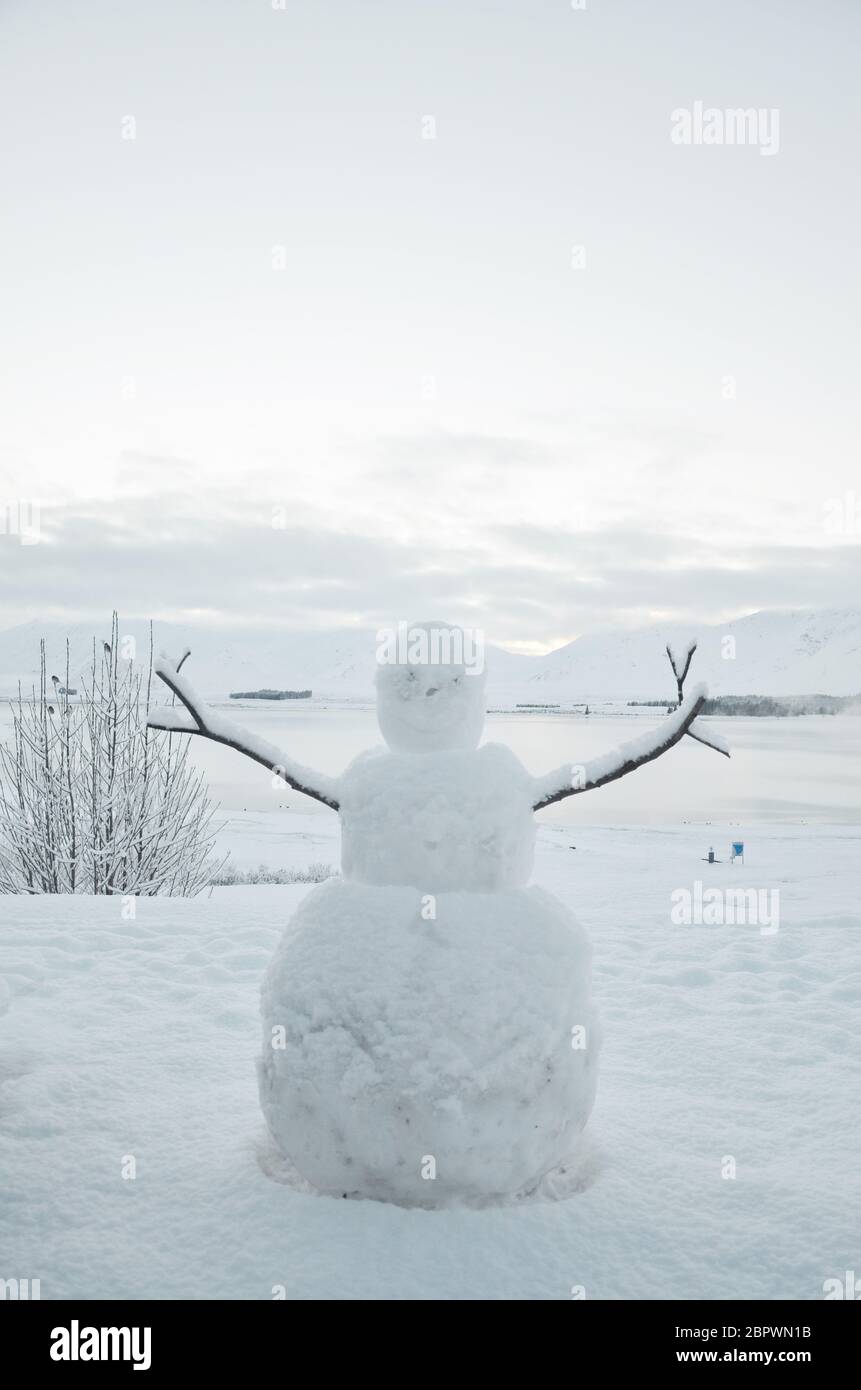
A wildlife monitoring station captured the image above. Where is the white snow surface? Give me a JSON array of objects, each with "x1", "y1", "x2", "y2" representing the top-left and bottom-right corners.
[{"x1": 1, "y1": 815, "x2": 859, "y2": 1299}]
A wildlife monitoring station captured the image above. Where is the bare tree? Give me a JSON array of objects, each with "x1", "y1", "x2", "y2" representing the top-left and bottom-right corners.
[{"x1": 0, "y1": 617, "x2": 220, "y2": 895}]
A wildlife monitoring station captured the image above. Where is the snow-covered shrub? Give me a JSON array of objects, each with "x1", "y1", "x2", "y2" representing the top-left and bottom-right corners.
[
  {"x1": 0, "y1": 616, "x2": 220, "y2": 895},
  {"x1": 211, "y1": 861, "x2": 337, "y2": 886}
]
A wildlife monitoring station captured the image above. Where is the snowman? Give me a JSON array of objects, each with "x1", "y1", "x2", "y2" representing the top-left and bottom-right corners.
[{"x1": 149, "y1": 624, "x2": 726, "y2": 1206}]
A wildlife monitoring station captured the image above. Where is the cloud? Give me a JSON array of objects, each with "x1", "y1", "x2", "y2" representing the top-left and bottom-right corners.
[{"x1": 2, "y1": 483, "x2": 859, "y2": 649}]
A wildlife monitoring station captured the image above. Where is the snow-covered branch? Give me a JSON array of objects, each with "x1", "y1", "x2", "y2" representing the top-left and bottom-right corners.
[
  {"x1": 667, "y1": 639, "x2": 697, "y2": 697},
  {"x1": 532, "y1": 684, "x2": 721, "y2": 810},
  {"x1": 664, "y1": 638, "x2": 730, "y2": 756},
  {"x1": 147, "y1": 653, "x2": 340, "y2": 811},
  {"x1": 685, "y1": 721, "x2": 730, "y2": 757}
]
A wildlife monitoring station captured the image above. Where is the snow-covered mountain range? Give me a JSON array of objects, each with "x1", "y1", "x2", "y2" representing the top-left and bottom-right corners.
[{"x1": 0, "y1": 608, "x2": 859, "y2": 702}]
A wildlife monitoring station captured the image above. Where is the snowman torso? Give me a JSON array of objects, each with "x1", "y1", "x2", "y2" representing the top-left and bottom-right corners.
[{"x1": 338, "y1": 742, "x2": 536, "y2": 891}]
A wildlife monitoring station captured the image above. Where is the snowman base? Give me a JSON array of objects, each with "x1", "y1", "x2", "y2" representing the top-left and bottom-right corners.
[
  {"x1": 259, "y1": 878, "x2": 599, "y2": 1208},
  {"x1": 256, "y1": 1123, "x2": 602, "y2": 1206}
]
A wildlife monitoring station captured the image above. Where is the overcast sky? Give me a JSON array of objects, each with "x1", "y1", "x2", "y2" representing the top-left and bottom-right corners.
[{"x1": 1, "y1": 0, "x2": 859, "y2": 652}]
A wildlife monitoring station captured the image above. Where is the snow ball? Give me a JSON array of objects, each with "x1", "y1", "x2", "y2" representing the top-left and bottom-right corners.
[
  {"x1": 339, "y1": 742, "x2": 536, "y2": 891},
  {"x1": 374, "y1": 620, "x2": 486, "y2": 753},
  {"x1": 259, "y1": 878, "x2": 600, "y2": 1207}
]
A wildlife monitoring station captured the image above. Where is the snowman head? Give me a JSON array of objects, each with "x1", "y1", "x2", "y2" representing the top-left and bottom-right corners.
[{"x1": 375, "y1": 621, "x2": 486, "y2": 753}]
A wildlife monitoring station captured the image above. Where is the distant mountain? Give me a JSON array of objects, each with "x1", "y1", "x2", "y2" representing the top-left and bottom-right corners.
[
  {"x1": 509, "y1": 608, "x2": 861, "y2": 701},
  {"x1": 0, "y1": 608, "x2": 858, "y2": 701}
]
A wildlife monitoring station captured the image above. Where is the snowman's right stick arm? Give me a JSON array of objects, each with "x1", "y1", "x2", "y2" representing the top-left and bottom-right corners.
[
  {"x1": 531, "y1": 684, "x2": 726, "y2": 811},
  {"x1": 147, "y1": 653, "x2": 340, "y2": 811}
]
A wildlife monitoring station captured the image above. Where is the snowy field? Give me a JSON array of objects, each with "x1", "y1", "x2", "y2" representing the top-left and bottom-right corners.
[{"x1": 1, "y1": 812, "x2": 859, "y2": 1300}]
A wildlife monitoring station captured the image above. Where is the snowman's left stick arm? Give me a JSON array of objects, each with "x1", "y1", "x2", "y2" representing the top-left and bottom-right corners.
[
  {"x1": 147, "y1": 653, "x2": 340, "y2": 810},
  {"x1": 531, "y1": 683, "x2": 728, "y2": 811}
]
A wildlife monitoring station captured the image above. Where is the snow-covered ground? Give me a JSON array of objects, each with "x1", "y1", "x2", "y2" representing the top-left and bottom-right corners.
[{"x1": 1, "y1": 814, "x2": 858, "y2": 1299}]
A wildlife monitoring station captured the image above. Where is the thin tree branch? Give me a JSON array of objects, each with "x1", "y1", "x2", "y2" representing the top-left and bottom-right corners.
[
  {"x1": 533, "y1": 684, "x2": 711, "y2": 810},
  {"x1": 686, "y1": 723, "x2": 730, "y2": 757},
  {"x1": 147, "y1": 653, "x2": 340, "y2": 811}
]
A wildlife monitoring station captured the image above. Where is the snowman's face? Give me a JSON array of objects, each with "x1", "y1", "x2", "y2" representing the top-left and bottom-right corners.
[{"x1": 375, "y1": 631, "x2": 486, "y2": 753}]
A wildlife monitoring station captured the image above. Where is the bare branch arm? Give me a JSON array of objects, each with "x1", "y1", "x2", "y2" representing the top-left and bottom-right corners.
[
  {"x1": 663, "y1": 639, "x2": 730, "y2": 756},
  {"x1": 685, "y1": 721, "x2": 730, "y2": 757},
  {"x1": 667, "y1": 639, "x2": 697, "y2": 708},
  {"x1": 532, "y1": 683, "x2": 726, "y2": 811},
  {"x1": 147, "y1": 653, "x2": 340, "y2": 811}
]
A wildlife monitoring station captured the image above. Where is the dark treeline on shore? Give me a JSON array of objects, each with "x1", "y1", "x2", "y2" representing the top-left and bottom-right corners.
[{"x1": 629, "y1": 694, "x2": 859, "y2": 717}]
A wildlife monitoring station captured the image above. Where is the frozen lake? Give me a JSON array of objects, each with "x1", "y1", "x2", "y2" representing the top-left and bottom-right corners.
[
  {"x1": 149, "y1": 704, "x2": 861, "y2": 826},
  {"x1": 2, "y1": 698, "x2": 858, "y2": 824}
]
